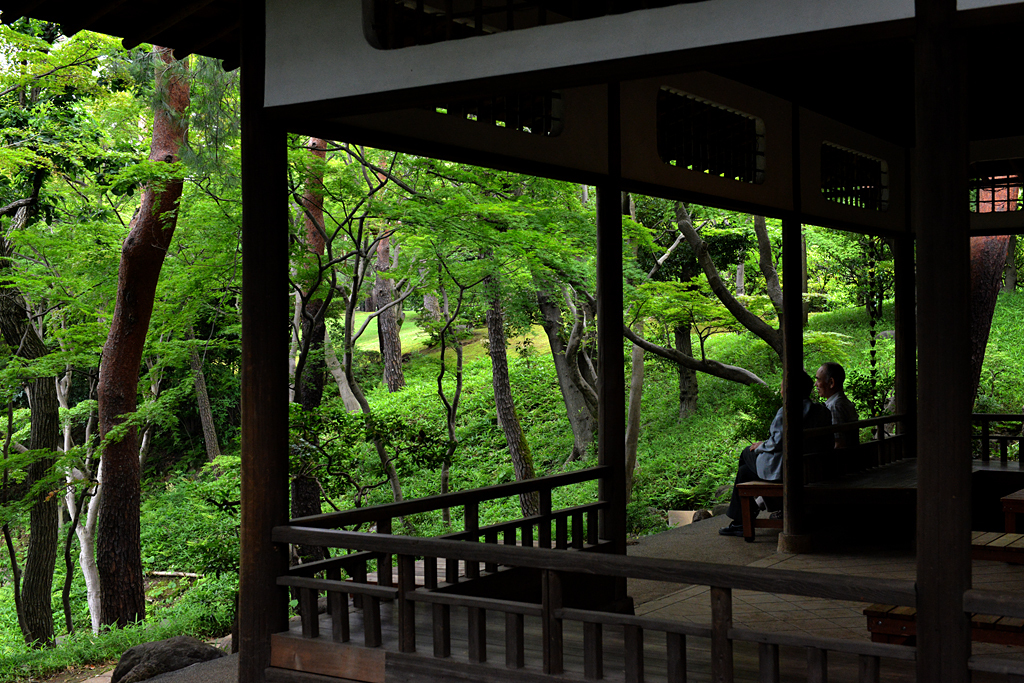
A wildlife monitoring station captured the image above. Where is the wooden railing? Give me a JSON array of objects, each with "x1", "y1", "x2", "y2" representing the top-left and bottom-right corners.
[
  {"x1": 286, "y1": 466, "x2": 611, "y2": 590},
  {"x1": 271, "y1": 527, "x2": 924, "y2": 682},
  {"x1": 973, "y1": 413, "x2": 1024, "y2": 466},
  {"x1": 803, "y1": 413, "x2": 909, "y2": 483}
]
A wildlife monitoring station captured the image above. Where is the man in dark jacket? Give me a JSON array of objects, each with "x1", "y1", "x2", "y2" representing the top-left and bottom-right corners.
[{"x1": 719, "y1": 370, "x2": 833, "y2": 537}]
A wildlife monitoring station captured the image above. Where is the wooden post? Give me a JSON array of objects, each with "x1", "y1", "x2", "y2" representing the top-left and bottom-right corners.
[
  {"x1": 710, "y1": 586, "x2": 733, "y2": 683},
  {"x1": 893, "y1": 232, "x2": 917, "y2": 447},
  {"x1": 780, "y1": 217, "x2": 809, "y2": 553},
  {"x1": 914, "y1": 1, "x2": 972, "y2": 681},
  {"x1": 542, "y1": 570, "x2": 564, "y2": 675},
  {"x1": 596, "y1": 81, "x2": 626, "y2": 564},
  {"x1": 237, "y1": 2, "x2": 290, "y2": 682}
]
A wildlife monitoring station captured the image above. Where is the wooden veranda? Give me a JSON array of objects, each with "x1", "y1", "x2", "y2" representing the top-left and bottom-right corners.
[{"x1": 3, "y1": 1, "x2": 1024, "y2": 681}]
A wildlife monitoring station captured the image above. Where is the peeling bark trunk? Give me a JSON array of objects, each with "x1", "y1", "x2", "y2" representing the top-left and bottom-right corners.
[
  {"x1": 674, "y1": 326, "x2": 698, "y2": 419},
  {"x1": 376, "y1": 235, "x2": 405, "y2": 392},
  {"x1": 97, "y1": 47, "x2": 188, "y2": 628},
  {"x1": 970, "y1": 235, "x2": 1011, "y2": 405},
  {"x1": 487, "y1": 288, "x2": 538, "y2": 517}
]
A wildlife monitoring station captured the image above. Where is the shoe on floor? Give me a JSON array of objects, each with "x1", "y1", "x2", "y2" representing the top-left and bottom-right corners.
[
  {"x1": 718, "y1": 521, "x2": 745, "y2": 537},
  {"x1": 769, "y1": 510, "x2": 783, "y2": 520}
]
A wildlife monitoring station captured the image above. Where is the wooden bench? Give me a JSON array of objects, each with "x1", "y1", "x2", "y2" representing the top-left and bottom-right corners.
[
  {"x1": 735, "y1": 481, "x2": 783, "y2": 542},
  {"x1": 864, "y1": 603, "x2": 1024, "y2": 646},
  {"x1": 972, "y1": 530, "x2": 1024, "y2": 563}
]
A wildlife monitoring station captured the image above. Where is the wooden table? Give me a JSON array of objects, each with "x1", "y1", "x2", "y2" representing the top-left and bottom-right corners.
[{"x1": 1002, "y1": 489, "x2": 1024, "y2": 532}]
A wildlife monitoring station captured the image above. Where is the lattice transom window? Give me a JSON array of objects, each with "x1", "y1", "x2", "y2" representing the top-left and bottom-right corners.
[
  {"x1": 820, "y1": 143, "x2": 889, "y2": 212},
  {"x1": 656, "y1": 87, "x2": 766, "y2": 185},
  {"x1": 427, "y1": 91, "x2": 564, "y2": 136},
  {"x1": 969, "y1": 160, "x2": 1023, "y2": 213},
  {"x1": 366, "y1": 1, "x2": 708, "y2": 49}
]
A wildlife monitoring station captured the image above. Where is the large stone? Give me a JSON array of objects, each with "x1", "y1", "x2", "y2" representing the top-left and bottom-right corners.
[{"x1": 112, "y1": 636, "x2": 226, "y2": 683}]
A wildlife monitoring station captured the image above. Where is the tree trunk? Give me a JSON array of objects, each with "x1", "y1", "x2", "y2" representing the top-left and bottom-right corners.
[
  {"x1": 1003, "y1": 233, "x2": 1017, "y2": 292},
  {"x1": 624, "y1": 322, "x2": 644, "y2": 505},
  {"x1": 735, "y1": 256, "x2": 745, "y2": 296},
  {"x1": 376, "y1": 235, "x2": 405, "y2": 392},
  {"x1": 487, "y1": 288, "x2": 538, "y2": 517},
  {"x1": 536, "y1": 285, "x2": 596, "y2": 462},
  {"x1": 324, "y1": 327, "x2": 361, "y2": 412},
  {"x1": 674, "y1": 326, "x2": 698, "y2": 419},
  {"x1": 190, "y1": 339, "x2": 221, "y2": 461},
  {"x1": 21, "y1": 376, "x2": 59, "y2": 646},
  {"x1": 1, "y1": 209, "x2": 60, "y2": 646},
  {"x1": 97, "y1": 46, "x2": 188, "y2": 628}
]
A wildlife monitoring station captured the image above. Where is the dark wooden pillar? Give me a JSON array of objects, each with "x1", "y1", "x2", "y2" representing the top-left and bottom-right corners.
[
  {"x1": 779, "y1": 217, "x2": 809, "y2": 553},
  {"x1": 914, "y1": 1, "x2": 972, "y2": 681},
  {"x1": 596, "y1": 81, "x2": 626, "y2": 558},
  {"x1": 238, "y1": 3, "x2": 291, "y2": 682},
  {"x1": 893, "y1": 233, "x2": 917, "y2": 442}
]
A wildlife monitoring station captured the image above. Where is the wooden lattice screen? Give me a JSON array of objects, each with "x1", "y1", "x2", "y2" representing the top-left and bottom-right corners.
[
  {"x1": 656, "y1": 87, "x2": 766, "y2": 184},
  {"x1": 969, "y1": 159, "x2": 1023, "y2": 213},
  {"x1": 367, "y1": 0, "x2": 706, "y2": 49},
  {"x1": 820, "y1": 142, "x2": 889, "y2": 212},
  {"x1": 426, "y1": 91, "x2": 564, "y2": 136}
]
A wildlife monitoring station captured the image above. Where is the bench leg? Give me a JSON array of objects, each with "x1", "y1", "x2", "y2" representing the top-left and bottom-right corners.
[
  {"x1": 740, "y1": 496, "x2": 755, "y2": 542},
  {"x1": 1006, "y1": 511, "x2": 1017, "y2": 533}
]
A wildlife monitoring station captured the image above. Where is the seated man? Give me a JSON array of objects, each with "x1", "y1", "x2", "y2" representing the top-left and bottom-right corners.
[
  {"x1": 719, "y1": 370, "x2": 832, "y2": 537},
  {"x1": 815, "y1": 362, "x2": 860, "y2": 450}
]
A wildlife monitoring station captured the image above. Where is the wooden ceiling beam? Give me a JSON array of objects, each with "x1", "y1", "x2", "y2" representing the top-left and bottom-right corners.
[
  {"x1": 60, "y1": 0, "x2": 129, "y2": 37},
  {"x1": 1, "y1": 0, "x2": 51, "y2": 25},
  {"x1": 172, "y1": 18, "x2": 240, "y2": 62},
  {"x1": 121, "y1": 0, "x2": 217, "y2": 50}
]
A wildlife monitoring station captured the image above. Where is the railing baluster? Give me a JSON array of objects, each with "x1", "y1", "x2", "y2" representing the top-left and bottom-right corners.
[
  {"x1": 468, "y1": 606, "x2": 487, "y2": 663},
  {"x1": 445, "y1": 553, "x2": 459, "y2": 585},
  {"x1": 572, "y1": 510, "x2": 585, "y2": 549},
  {"x1": 397, "y1": 554, "x2": 416, "y2": 653},
  {"x1": 807, "y1": 647, "x2": 827, "y2": 683},
  {"x1": 378, "y1": 517, "x2": 394, "y2": 589},
  {"x1": 584, "y1": 622, "x2": 603, "y2": 679},
  {"x1": 327, "y1": 568, "x2": 349, "y2": 643},
  {"x1": 710, "y1": 586, "x2": 733, "y2": 683},
  {"x1": 465, "y1": 501, "x2": 480, "y2": 579},
  {"x1": 758, "y1": 642, "x2": 779, "y2": 683},
  {"x1": 983, "y1": 419, "x2": 991, "y2": 463},
  {"x1": 539, "y1": 489, "x2": 552, "y2": 548},
  {"x1": 364, "y1": 596, "x2": 382, "y2": 647},
  {"x1": 521, "y1": 521, "x2": 534, "y2": 548},
  {"x1": 858, "y1": 654, "x2": 880, "y2": 683},
  {"x1": 504, "y1": 527, "x2": 516, "y2": 548},
  {"x1": 543, "y1": 569, "x2": 563, "y2": 674},
  {"x1": 432, "y1": 603, "x2": 451, "y2": 658},
  {"x1": 424, "y1": 557, "x2": 437, "y2": 589},
  {"x1": 1002, "y1": 437, "x2": 1010, "y2": 465},
  {"x1": 587, "y1": 508, "x2": 599, "y2": 545},
  {"x1": 485, "y1": 530, "x2": 498, "y2": 573},
  {"x1": 505, "y1": 612, "x2": 524, "y2": 669},
  {"x1": 352, "y1": 561, "x2": 367, "y2": 609},
  {"x1": 555, "y1": 514, "x2": 568, "y2": 550},
  {"x1": 300, "y1": 586, "x2": 319, "y2": 639},
  {"x1": 624, "y1": 624, "x2": 644, "y2": 683},
  {"x1": 666, "y1": 632, "x2": 685, "y2": 683}
]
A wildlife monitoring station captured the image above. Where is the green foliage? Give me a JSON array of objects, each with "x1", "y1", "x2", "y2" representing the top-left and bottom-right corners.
[{"x1": 732, "y1": 382, "x2": 782, "y2": 445}]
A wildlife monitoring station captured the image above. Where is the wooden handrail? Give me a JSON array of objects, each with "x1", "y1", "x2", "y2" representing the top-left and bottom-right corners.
[
  {"x1": 964, "y1": 588, "x2": 1024, "y2": 619},
  {"x1": 289, "y1": 465, "x2": 610, "y2": 528},
  {"x1": 804, "y1": 413, "x2": 907, "y2": 438},
  {"x1": 272, "y1": 526, "x2": 917, "y2": 606},
  {"x1": 972, "y1": 413, "x2": 1024, "y2": 422}
]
